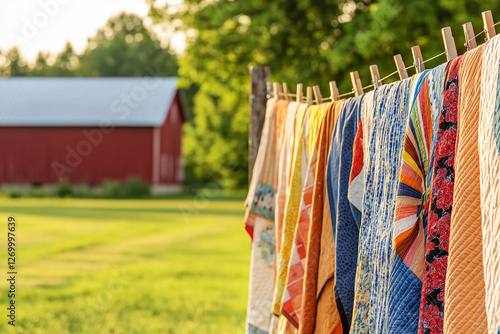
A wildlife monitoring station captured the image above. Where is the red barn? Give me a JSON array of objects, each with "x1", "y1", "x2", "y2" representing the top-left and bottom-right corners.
[{"x1": 0, "y1": 77, "x2": 187, "y2": 193}]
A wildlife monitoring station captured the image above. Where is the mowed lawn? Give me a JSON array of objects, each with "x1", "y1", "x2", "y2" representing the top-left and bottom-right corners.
[{"x1": 0, "y1": 196, "x2": 250, "y2": 333}]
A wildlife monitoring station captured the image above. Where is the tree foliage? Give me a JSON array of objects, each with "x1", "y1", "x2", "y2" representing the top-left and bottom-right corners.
[
  {"x1": 76, "y1": 13, "x2": 178, "y2": 77},
  {"x1": 148, "y1": 0, "x2": 500, "y2": 188}
]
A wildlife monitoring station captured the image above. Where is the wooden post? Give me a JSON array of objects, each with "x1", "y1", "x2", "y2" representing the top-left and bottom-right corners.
[{"x1": 249, "y1": 66, "x2": 269, "y2": 184}]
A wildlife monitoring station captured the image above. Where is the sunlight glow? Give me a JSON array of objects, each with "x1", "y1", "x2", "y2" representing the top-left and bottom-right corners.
[{"x1": 0, "y1": 0, "x2": 186, "y2": 62}]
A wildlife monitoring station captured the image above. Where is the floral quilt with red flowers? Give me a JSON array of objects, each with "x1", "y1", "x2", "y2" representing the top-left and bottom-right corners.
[{"x1": 418, "y1": 56, "x2": 462, "y2": 334}]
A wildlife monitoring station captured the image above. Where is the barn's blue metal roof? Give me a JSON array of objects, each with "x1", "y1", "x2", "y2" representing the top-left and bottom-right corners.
[{"x1": 0, "y1": 77, "x2": 179, "y2": 127}]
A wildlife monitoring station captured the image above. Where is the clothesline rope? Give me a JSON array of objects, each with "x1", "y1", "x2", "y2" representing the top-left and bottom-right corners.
[
  {"x1": 271, "y1": 50, "x2": 447, "y2": 102},
  {"x1": 422, "y1": 51, "x2": 447, "y2": 64},
  {"x1": 466, "y1": 30, "x2": 485, "y2": 47},
  {"x1": 464, "y1": 22, "x2": 500, "y2": 47},
  {"x1": 271, "y1": 21, "x2": 500, "y2": 103},
  {"x1": 320, "y1": 51, "x2": 447, "y2": 102}
]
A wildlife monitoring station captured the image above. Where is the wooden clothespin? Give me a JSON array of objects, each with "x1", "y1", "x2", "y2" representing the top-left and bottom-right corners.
[
  {"x1": 273, "y1": 82, "x2": 281, "y2": 100},
  {"x1": 296, "y1": 83, "x2": 303, "y2": 103},
  {"x1": 350, "y1": 71, "x2": 363, "y2": 96},
  {"x1": 394, "y1": 54, "x2": 408, "y2": 80},
  {"x1": 329, "y1": 81, "x2": 340, "y2": 101},
  {"x1": 441, "y1": 27, "x2": 457, "y2": 61},
  {"x1": 306, "y1": 86, "x2": 313, "y2": 105},
  {"x1": 463, "y1": 22, "x2": 477, "y2": 51},
  {"x1": 411, "y1": 46, "x2": 425, "y2": 73},
  {"x1": 482, "y1": 10, "x2": 496, "y2": 41},
  {"x1": 370, "y1": 65, "x2": 382, "y2": 88},
  {"x1": 313, "y1": 85, "x2": 323, "y2": 104},
  {"x1": 282, "y1": 83, "x2": 290, "y2": 101}
]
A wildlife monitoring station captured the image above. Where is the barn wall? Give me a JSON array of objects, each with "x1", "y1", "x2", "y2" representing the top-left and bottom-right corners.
[
  {"x1": 0, "y1": 126, "x2": 154, "y2": 185},
  {"x1": 157, "y1": 94, "x2": 184, "y2": 185}
]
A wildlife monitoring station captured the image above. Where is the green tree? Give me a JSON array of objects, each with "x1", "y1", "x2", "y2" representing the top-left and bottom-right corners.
[
  {"x1": 77, "y1": 12, "x2": 178, "y2": 77},
  {"x1": 30, "y1": 44, "x2": 76, "y2": 77},
  {"x1": 2, "y1": 12, "x2": 178, "y2": 79},
  {"x1": 0, "y1": 50, "x2": 7, "y2": 76},
  {"x1": 52, "y1": 42, "x2": 78, "y2": 76},
  {"x1": 1, "y1": 47, "x2": 28, "y2": 77},
  {"x1": 30, "y1": 51, "x2": 52, "y2": 76},
  {"x1": 148, "y1": 0, "x2": 500, "y2": 188}
]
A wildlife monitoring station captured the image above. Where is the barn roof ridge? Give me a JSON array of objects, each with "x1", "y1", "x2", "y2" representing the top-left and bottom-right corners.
[{"x1": 0, "y1": 76, "x2": 181, "y2": 127}]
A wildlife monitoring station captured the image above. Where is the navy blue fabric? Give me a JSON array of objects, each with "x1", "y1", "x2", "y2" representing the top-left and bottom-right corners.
[
  {"x1": 387, "y1": 255, "x2": 421, "y2": 333},
  {"x1": 326, "y1": 96, "x2": 363, "y2": 330},
  {"x1": 350, "y1": 202, "x2": 362, "y2": 230}
]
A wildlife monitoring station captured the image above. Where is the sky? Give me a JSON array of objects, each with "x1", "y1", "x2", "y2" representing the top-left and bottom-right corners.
[{"x1": 0, "y1": 0, "x2": 185, "y2": 62}]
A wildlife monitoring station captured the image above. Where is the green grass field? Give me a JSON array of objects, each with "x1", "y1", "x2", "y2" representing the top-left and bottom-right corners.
[{"x1": 0, "y1": 195, "x2": 249, "y2": 333}]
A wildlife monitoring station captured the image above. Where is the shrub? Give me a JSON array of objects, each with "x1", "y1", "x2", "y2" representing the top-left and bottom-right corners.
[
  {"x1": 122, "y1": 177, "x2": 150, "y2": 197},
  {"x1": 30, "y1": 187, "x2": 48, "y2": 198},
  {"x1": 73, "y1": 186, "x2": 94, "y2": 198},
  {"x1": 100, "y1": 178, "x2": 150, "y2": 198},
  {"x1": 55, "y1": 179, "x2": 73, "y2": 198},
  {"x1": 100, "y1": 180, "x2": 124, "y2": 198},
  {"x1": 8, "y1": 191, "x2": 21, "y2": 199}
]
